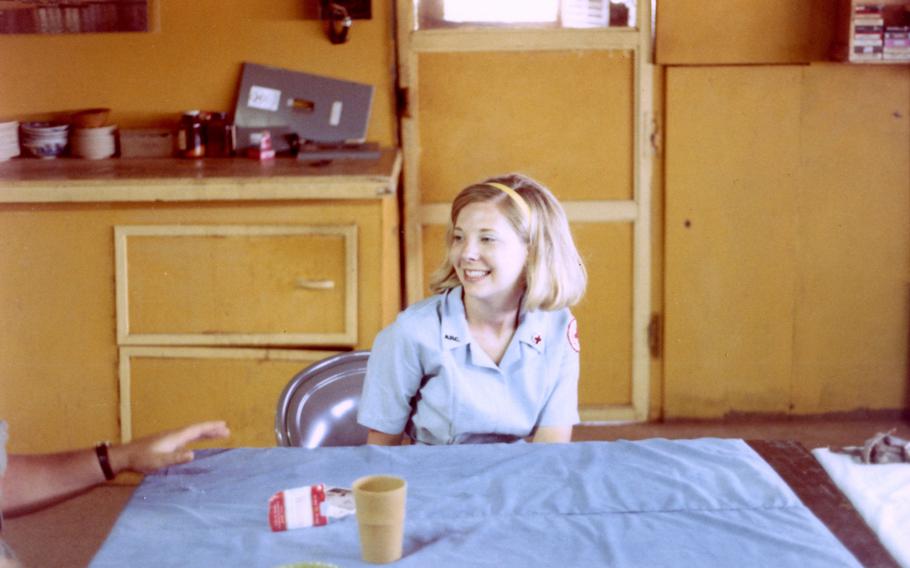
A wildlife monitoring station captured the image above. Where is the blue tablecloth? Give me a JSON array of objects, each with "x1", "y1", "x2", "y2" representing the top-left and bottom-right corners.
[{"x1": 90, "y1": 439, "x2": 861, "y2": 568}]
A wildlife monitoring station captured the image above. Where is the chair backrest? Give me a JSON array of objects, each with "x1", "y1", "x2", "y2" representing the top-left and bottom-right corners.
[{"x1": 274, "y1": 350, "x2": 371, "y2": 448}]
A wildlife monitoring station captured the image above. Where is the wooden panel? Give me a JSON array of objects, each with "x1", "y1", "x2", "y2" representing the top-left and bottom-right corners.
[
  {"x1": 421, "y1": 224, "x2": 448, "y2": 295},
  {"x1": 123, "y1": 347, "x2": 336, "y2": 447},
  {"x1": 573, "y1": 222, "x2": 633, "y2": 407},
  {"x1": 792, "y1": 64, "x2": 910, "y2": 412},
  {"x1": 421, "y1": 221, "x2": 633, "y2": 407},
  {"x1": 666, "y1": 64, "x2": 910, "y2": 418},
  {"x1": 117, "y1": 224, "x2": 357, "y2": 346},
  {"x1": 417, "y1": 50, "x2": 634, "y2": 203},
  {"x1": 0, "y1": 201, "x2": 390, "y2": 453},
  {"x1": 0, "y1": 207, "x2": 118, "y2": 453},
  {"x1": 656, "y1": 0, "x2": 835, "y2": 65},
  {"x1": 664, "y1": 66, "x2": 802, "y2": 418}
]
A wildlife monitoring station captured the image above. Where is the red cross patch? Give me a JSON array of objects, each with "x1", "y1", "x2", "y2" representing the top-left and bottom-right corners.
[
  {"x1": 533, "y1": 334, "x2": 542, "y2": 345},
  {"x1": 567, "y1": 318, "x2": 580, "y2": 352}
]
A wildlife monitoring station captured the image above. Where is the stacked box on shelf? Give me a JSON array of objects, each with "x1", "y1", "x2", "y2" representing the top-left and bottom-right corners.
[
  {"x1": 883, "y1": 25, "x2": 910, "y2": 60},
  {"x1": 851, "y1": 3, "x2": 884, "y2": 61}
]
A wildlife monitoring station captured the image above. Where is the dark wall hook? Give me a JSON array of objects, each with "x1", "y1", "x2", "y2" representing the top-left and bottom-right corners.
[{"x1": 323, "y1": 1, "x2": 352, "y2": 44}]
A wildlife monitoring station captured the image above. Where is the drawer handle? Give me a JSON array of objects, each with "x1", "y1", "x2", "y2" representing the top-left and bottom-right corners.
[{"x1": 295, "y1": 278, "x2": 336, "y2": 290}]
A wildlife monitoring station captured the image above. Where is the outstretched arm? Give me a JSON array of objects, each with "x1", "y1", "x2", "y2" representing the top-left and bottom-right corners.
[{"x1": 1, "y1": 421, "x2": 229, "y2": 517}]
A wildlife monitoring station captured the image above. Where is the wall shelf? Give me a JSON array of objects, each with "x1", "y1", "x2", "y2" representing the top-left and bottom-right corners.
[{"x1": 0, "y1": 150, "x2": 401, "y2": 203}]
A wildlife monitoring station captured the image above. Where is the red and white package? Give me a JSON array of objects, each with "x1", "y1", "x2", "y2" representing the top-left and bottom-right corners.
[
  {"x1": 268, "y1": 484, "x2": 355, "y2": 532},
  {"x1": 246, "y1": 130, "x2": 275, "y2": 161}
]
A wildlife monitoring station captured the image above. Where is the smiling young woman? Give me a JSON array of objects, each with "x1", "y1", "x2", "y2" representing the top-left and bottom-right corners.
[{"x1": 357, "y1": 173, "x2": 587, "y2": 446}]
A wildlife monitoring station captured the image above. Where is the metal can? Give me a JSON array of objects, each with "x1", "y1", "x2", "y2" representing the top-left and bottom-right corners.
[{"x1": 177, "y1": 110, "x2": 205, "y2": 158}]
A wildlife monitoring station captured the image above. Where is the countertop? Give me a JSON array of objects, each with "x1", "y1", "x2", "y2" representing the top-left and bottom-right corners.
[{"x1": 0, "y1": 148, "x2": 401, "y2": 203}]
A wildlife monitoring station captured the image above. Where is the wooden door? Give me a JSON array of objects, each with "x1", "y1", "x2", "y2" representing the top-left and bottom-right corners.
[{"x1": 396, "y1": 0, "x2": 656, "y2": 420}]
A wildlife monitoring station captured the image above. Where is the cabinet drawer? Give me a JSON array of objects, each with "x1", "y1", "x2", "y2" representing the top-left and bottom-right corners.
[
  {"x1": 115, "y1": 224, "x2": 357, "y2": 346},
  {"x1": 120, "y1": 346, "x2": 337, "y2": 447}
]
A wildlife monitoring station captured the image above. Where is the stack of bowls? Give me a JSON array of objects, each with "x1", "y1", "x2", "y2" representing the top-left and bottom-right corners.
[
  {"x1": 0, "y1": 120, "x2": 20, "y2": 161},
  {"x1": 20, "y1": 122, "x2": 69, "y2": 159},
  {"x1": 70, "y1": 108, "x2": 115, "y2": 160},
  {"x1": 71, "y1": 124, "x2": 116, "y2": 159}
]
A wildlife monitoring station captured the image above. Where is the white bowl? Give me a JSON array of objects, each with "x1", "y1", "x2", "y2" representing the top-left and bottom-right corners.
[
  {"x1": 0, "y1": 146, "x2": 19, "y2": 160},
  {"x1": 74, "y1": 148, "x2": 114, "y2": 160},
  {"x1": 71, "y1": 133, "x2": 115, "y2": 159},
  {"x1": 72, "y1": 137, "x2": 114, "y2": 148},
  {"x1": 72, "y1": 143, "x2": 115, "y2": 158},
  {"x1": 75, "y1": 150, "x2": 114, "y2": 160},
  {"x1": 23, "y1": 140, "x2": 67, "y2": 159},
  {"x1": 22, "y1": 127, "x2": 66, "y2": 136},
  {"x1": 21, "y1": 121, "x2": 68, "y2": 133},
  {"x1": 22, "y1": 133, "x2": 67, "y2": 144},
  {"x1": 23, "y1": 133, "x2": 67, "y2": 141}
]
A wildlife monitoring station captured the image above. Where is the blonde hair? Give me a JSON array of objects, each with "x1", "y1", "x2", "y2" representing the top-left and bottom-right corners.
[{"x1": 428, "y1": 173, "x2": 587, "y2": 311}]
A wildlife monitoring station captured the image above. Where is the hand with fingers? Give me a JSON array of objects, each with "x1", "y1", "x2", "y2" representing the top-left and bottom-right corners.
[{"x1": 115, "y1": 421, "x2": 231, "y2": 474}]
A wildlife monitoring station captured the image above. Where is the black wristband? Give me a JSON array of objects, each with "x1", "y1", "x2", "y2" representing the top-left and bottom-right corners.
[{"x1": 95, "y1": 442, "x2": 116, "y2": 481}]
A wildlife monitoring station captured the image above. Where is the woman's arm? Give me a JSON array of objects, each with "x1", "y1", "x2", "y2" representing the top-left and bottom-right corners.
[
  {"x1": 532, "y1": 425, "x2": 573, "y2": 444},
  {"x1": 1, "y1": 421, "x2": 229, "y2": 517},
  {"x1": 366, "y1": 429, "x2": 405, "y2": 446}
]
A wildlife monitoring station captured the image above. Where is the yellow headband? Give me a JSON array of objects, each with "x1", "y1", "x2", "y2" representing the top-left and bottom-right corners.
[{"x1": 485, "y1": 182, "x2": 531, "y2": 223}]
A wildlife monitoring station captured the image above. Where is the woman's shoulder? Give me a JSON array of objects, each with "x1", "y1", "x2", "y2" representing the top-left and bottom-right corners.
[
  {"x1": 529, "y1": 305, "x2": 574, "y2": 330},
  {"x1": 523, "y1": 306, "x2": 577, "y2": 351},
  {"x1": 381, "y1": 292, "x2": 447, "y2": 338},
  {"x1": 398, "y1": 293, "x2": 447, "y2": 322}
]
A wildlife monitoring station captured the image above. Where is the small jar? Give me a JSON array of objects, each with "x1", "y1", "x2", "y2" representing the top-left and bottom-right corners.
[
  {"x1": 203, "y1": 111, "x2": 234, "y2": 157},
  {"x1": 177, "y1": 110, "x2": 205, "y2": 158}
]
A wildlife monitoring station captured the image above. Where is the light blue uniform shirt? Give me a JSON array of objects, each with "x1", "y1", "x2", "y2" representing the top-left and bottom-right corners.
[{"x1": 357, "y1": 287, "x2": 580, "y2": 445}]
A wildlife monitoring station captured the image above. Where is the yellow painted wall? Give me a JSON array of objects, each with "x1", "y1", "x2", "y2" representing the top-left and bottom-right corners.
[{"x1": 0, "y1": 0, "x2": 397, "y2": 145}]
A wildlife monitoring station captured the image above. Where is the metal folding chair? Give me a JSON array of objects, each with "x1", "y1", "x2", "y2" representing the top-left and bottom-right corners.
[{"x1": 274, "y1": 350, "x2": 370, "y2": 448}]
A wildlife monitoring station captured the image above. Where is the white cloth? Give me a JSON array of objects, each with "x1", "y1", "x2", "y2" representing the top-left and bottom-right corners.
[
  {"x1": 358, "y1": 287, "x2": 580, "y2": 444},
  {"x1": 813, "y1": 448, "x2": 910, "y2": 568}
]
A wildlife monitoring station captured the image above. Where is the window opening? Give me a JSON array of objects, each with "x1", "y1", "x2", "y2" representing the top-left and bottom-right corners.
[{"x1": 414, "y1": 0, "x2": 636, "y2": 30}]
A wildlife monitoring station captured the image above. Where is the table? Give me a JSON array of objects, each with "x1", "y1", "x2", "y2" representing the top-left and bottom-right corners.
[{"x1": 90, "y1": 439, "x2": 864, "y2": 567}]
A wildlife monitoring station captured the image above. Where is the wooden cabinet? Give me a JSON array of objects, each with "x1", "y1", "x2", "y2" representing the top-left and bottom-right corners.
[
  {"x1": 664, "y1": 65, "x2": 909, "y2": 418},
  {"x1": 121, "y1": 346, "x2": 337, "y2": 447},
  {"x1": 656, "y1": 0, "x2": 836, "y2": 64},
  {"x1": 0, "y1": 152, "x2": 401, "y2": 452},
  {"x1": 115, "y1": 224, "x2": 358, "y2": 346}
]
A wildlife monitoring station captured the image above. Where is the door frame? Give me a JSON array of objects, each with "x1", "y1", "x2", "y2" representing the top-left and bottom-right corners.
[{"x1": 394, "y1": 0, "x2": 655, "y2": 421}]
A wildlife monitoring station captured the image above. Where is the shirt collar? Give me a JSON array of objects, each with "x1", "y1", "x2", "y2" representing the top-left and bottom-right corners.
[
  {"x1": 440, "y1": 287, "x2": 469, "y2": 349},
  {"x1": 440, "y1": 287, "x2": 547, "y2": 354}
]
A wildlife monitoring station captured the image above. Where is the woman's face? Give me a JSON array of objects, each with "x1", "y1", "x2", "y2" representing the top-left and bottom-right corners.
[{"x1": 449, "y1": 201, "x2": 528, "y2": 307}]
